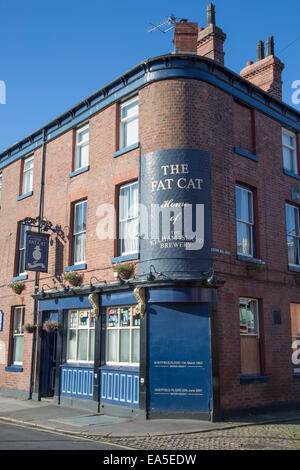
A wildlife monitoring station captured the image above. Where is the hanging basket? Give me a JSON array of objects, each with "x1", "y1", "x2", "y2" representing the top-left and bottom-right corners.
[
  {"x1": 8, "y1": 281, "x2": 25, "y2": 295},
  {"x1": 63, "y1": 271, "x2": 83, "y2": 287},
  {"x1": 113, "y1": 263, "x2": 135, "y2": 280},
  {"x1": 42, "y1": 320, "x2": 59, "y2": 333},
  {"x1": 24, "y1": 323, "x2": 37, "y2": 334}
]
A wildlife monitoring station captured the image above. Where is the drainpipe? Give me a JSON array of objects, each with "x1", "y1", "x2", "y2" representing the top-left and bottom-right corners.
[{"x1": 29, "y1": 128, "x2": 47, "y2": 399}]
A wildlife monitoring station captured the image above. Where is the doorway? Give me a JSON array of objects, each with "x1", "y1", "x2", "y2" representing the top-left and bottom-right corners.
[{"x1": 41, "y1": 312, "x2": 58, "y2": 398}]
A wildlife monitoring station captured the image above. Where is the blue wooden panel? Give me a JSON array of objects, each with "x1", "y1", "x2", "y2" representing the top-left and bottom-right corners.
[
  {"x1": 100, "y1": 367, "x2": 139, "y2": 408},
  {"x1": 60, "y1": 365, "x2": 94, "y2": 400}
]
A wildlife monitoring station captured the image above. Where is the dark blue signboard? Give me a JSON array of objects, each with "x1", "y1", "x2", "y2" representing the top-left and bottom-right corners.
[
  {"x1": 139, "y1": 148, "x2": 212, "y2": 279},
  {"x1": 25, "y1": 231, "x2": 50, "y2": 273},
  {"x1": 148, "y1": 302, "x2": 211, "y2": 415},
  {"x1": 0, "y1": 310, "x2": 3, "y2": 332}
]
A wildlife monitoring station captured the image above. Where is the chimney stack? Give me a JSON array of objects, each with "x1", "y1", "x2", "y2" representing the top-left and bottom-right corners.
[
  {"x1": 173, "y1": 19, "x2": 199, "y2": 54},
  {"x1": 240, "y1": 36, "x2": 284, "y2": 100},
  {"x1": 197, "y1": 3, "x2": 226, "y2": 65}
]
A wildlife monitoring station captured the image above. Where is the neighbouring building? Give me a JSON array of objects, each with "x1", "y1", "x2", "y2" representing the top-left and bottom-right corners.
[{"x1": 1, "y1": 4, "x2": 300, "y2": 420}]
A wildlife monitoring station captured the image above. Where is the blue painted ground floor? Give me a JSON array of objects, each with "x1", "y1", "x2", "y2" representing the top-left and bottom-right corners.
[{"x1": 33, "y1": 285, "x2": 217, "y2": 419}]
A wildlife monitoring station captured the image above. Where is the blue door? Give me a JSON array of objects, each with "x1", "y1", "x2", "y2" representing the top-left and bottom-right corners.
[{"x1": 41, "y1": 312, "x2": 58, "y2": 397}]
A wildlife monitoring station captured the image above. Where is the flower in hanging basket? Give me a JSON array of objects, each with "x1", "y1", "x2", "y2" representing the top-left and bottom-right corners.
[
  {"x1": 24, "y1": 323, "x2": 37, "y2": 334},
  {"x1": 43, "y1": 320, "x2": 59, "y2": 333},
  {"x1": 63, "y1": 271, "x2": 83, "y2": 287},
  {"x1": 113, "y1": 263, "x2": 135, "y2": 280},
  {"x1": 8, "y1": 281, "x2": 25, "y2": 295}
]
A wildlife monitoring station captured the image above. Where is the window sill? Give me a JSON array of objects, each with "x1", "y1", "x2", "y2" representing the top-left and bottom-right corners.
[
  {"x1": 234, "y1": 147, "x2": 259, "y2": 162},
  {"x1": 113, "y1": 142, "x2": 139, "y2": 158},
  {"x1": 283, "y1": 169, "x2": 300, "y2": 181},
  {"x1": 288, "y1": 264, "x2": 300, "y2": 273},
  {"x1": 65, "y1": 263, "x2": 87, "y2": 272},
  {"x1": 111, "y1": 253, "x2": 139, "y2": 264},
  {"x1": 69, "y1": 165, "x2": 89, "y2": 178},
  {"x1": 240, "y1": 375, "x2": 269, "y2": 384},
  {"x1": 237, "y1": 254, "x2": 265, "y2": 265},
  {"x1": 5, "y1": 365, "x2": 23, "y2": 373},
  {"x1": 17, "y1": 191, "x2": 33, "y2": 201},
  {"x1": 11, "y1": 274, "x2": 28, "y2": 282},
  {"x1": 61, "y1": 362, "x2": 94, "y2": 368}
]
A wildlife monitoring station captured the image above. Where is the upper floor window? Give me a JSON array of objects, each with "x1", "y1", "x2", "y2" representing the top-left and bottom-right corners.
[
  {"x1": 72, "y1": 200, "x2": 87, "y2": 265},
  {"x1": 120, "y1": 97, "x2": 139, "y2": 150},
  {"x1": 286, "y1": 203, "x2": 300, "y2": 266},
  {"x1": 74, "y1": 124, "x2": 89, "y2": 171},
  {"x1": 282, "y1": 129, "x2": 297, "y2": 174},
  {"x1": 236, "y1": 185, "x2": 255, "y2": 257},
  {"x1": 16, "y1": 223, "x2": 29, "y2": 276},
  {"x1": 22, "y1": 155, "x2": 34, "y2": 195},
  {"x1": 119, "y1": 181, "x2": 139, "y2": 256},
  {"x1": 12, "y1": 306, "x2": 24, "y2": 365},
  {"x1": 67, "y1": 309, "x2": 95, "y2": 362}
]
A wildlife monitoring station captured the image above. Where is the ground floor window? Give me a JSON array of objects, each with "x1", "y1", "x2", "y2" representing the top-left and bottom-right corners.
[
  {"x1": 67, "y1": 309, "x2": 95, "y2": 362},
  {"x1": 106, "y1": 306, "x2": 140, "y2": 365},
  {"x1": 290, "y1": 303, "x2": 300, "y2": 374},
  {"x1": 239, "y1": 298, "x2": 261, "y2": 376},
  {"x1": 12, "y1": 306, "x2": 24, "y2": 364}
]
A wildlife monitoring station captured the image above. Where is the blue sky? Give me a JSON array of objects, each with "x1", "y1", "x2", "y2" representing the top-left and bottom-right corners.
[{"x1": 0, "y1": 0, "x2": 299, "y2": 152}]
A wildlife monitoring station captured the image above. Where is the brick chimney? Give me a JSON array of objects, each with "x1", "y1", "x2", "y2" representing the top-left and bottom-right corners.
[
  {"x1": 240, "y1": 37, "x2": 285, "y2": 100},
  {"x1": 197, "y1": 3, "x2": 226, "y2": 65},
  {"x1": 173, "y1": 19, "x2": 199, "y2": 54}
]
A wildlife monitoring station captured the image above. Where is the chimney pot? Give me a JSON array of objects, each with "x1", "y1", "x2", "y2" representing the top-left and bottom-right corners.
[
  {"x1": 246, "y1": 61, "x2": 253, "y2": 66},
  {"x1": 266, "y1": 36, "x2": 275, "y2": 56},
  {"x1": 207, "y1": 3, "x2": 216, "y2": 26},
  {"x1": 257, "y1": 40, "x2": 265, "y2": 61}
]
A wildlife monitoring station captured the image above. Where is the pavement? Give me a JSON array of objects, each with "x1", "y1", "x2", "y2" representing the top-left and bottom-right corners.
[{"x1": 1, "y1": 394, "x2": 300, "y2": 442}]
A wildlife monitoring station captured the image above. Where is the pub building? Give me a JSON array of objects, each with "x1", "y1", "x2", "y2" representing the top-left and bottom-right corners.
[{"x1": 1, "y1": 5, "x2": 300, "y2": 420}]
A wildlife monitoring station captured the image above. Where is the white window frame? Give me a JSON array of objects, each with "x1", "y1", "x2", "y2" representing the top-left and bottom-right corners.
[
  {"x1": 120, "y1": 97, "x2": 139, "y2": 150},
  {"x1": 12, "y1": 306, "x2": 24, "y2": 365},
  {"x1": 119, "y1": 181, "x2": 139, "y2": 256},
  {"x1": 17, "y1": 223, "x2": 29, "y2": 276},
  {"x1": 67, "y1": 309, "x2": 95, "y2": 363},
  {"x1": 282, "y1": 128, "x2": 297, "y2": 174},
  {"x1": 106, "y1": 305, "x2": 140, "y2": 366},
  {"x1": 236, "y1": 185, "x2": 255, "y2": 257},
  {"x1": 239, "y1": 298, "x2": 260, "y2": 337},
  {"x1": 22, "y1": 155, "x2": 34, "y2": 195},
  {"x1": 72, "y1": 200, "x2": 87, "y2": 265},
  {"x1": 74, "y1": 124, "x2": 89, "y2": 171},
  {"x1": 286, "y1": 203, "x2": 300, "y2": 267}
]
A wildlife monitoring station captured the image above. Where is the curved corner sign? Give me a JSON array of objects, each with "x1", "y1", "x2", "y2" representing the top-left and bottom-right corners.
[{"x1": 25, "y1": 231, "x2": 50, "y2": 273}]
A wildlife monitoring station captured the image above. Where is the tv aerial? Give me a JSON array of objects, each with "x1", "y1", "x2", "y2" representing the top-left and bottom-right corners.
[{"x1": 148, "y1": 14, "x2": 179, "y2": 34}]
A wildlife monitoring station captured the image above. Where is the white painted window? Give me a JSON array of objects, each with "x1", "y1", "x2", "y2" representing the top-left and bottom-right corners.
[
  {"x1": 236, "y1": 185, "x2": 255, "y2": 257},
  {"x1": 119, "y1": 181, "x2": 139, "y2": 256},
  {"x1": 286, "y1": 203, "x2": 300, "y2": 266},
  {"x1": 282, "y1": 129, "x2": 297, "y2": 173},
  {"x1": 120, "y1": 97, "x2": 139, "y2": 149},
  {"x1": 72, "y1": 200, "x2": 87, "y2": 265},
  {"x1": 106, "y1": 306, "x2": 140, "y2": 365},
  {"x1": 12, "y1": 306, "x2": 24, "y2": 365},
  {"x1": 67, "y1": 310, "x2": 95, "y2": 362},
  {"x1": 22, "y1": 155, "x2": 34, "y2": 195},
  {"x1": 74, "y1": 124, "x2": 89, "y2": 170}
]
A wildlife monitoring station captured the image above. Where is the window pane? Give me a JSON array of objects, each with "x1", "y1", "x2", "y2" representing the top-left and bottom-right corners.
[
  {"x1": 74, "y1": 203, "x2": 83, "y2": 233},
  {"x1": 121, "y1": 100, "x2": 138, "y2": 120},
  {"x1": 89, "y1": 329, "x2": 95, "y2": 362},
  {"x1": 79, "y1": 311, "x2": 89, "y2": 327},
  {"x1": 107, "y1": 330, "x2": 118, "y2": 362},
  {"x1": 13, "y1": 336, "x2": 24, "y2": 363},
  {"x1": 237, "y1": 221, "x2": 252, "y2": 255},
  {"x1": 120, "y1": 308, "x2": 131, "y2": 327},
  {"x1": 124, "y1": 118, "x2": 138, "y2": 147},
  {"x1": 23, "y1": 169, "x2": 33, "y2": 194},
  {"x1": 74, "y1": 233, "x2": 86, "y2": 263},
  {"x1": 108, "y1": 308, "x2": 118, "y2": 327},
  {"x1": 78, "y1": 330, "x2": 88, "y2": 361},
  {"x1": 120, "y1": 186, "x2": 130, "y2": 220},
  {"x1": 286, "y1": 205, "x2": 298, "y2": 236},
  {"x1": 68, "y1": 330, "x2": 76, "y2": 360},
  {"x1": 70, "y1": 311, "x2": 78, "y2": 328},
  {"x1": 120, "y1": 329, "x2": 130, "y2": 362},
  {"x1": 283, "y1": 132, "x2": 295, "y2": 147},
  {"x1": 287, "y1": 236, "x2": 299, "y2": 265},
  {"x1": 24, "y1": 158, "x2": 33, "y2": 171},
  {"x1": 132, "y1": 329, "x2": 140, "y2": 363},
  {"x1": 76, "y1": 143, "x2": 89, "y2": 169},
  {"x1": 78, "y1": 128, "x2": 89, "y2": 143}
]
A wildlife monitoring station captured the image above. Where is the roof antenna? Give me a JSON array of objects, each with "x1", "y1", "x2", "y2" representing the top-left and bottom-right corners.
[{"x1": 148, "y1": 14, "x2": 178, "y2": 34}]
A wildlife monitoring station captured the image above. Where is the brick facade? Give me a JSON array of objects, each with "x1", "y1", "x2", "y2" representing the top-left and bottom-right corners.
[{"x1": 0, "y1": 7, "x2": 300, "y2": 418}]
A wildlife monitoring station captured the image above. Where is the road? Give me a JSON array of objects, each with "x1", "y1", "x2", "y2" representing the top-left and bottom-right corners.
[{"x1": 0, "y1": 420, "x2": 135, "y2": 451}]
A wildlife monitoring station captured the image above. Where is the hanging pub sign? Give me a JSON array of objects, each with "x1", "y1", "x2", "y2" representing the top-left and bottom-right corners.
[{"x1": 25, "y1": 231, "x2": 50, "y2": 273}]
